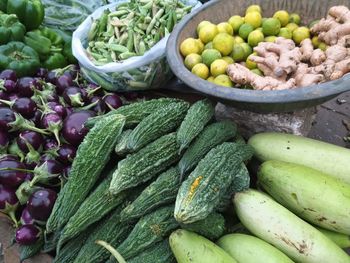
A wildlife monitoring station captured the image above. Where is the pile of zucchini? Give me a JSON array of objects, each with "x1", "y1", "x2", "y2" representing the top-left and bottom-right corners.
[{"x1": 32, "y1": 97, "x2": 252, "y2": 262}]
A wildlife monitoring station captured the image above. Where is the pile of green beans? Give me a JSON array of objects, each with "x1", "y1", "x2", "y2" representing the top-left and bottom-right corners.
[{"x1": 86, "y1": 0, "x2": 192, "y2": 65}]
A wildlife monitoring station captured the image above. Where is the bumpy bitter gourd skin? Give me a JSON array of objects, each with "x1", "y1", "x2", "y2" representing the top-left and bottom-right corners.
[
  {"x1": 127, "y1": 240, "x2": 176, "y2": 263},
  {"x1": 46, "y1": 114, "x2": 125, "y2": 233},
  {"x1": 177, "y1": 99, "x2": 214, "y2": 153},
  {"x1": 126, "y1": 101, "x2": 189, "y2": 152},
  {"x1": 117, "y1": 205, "x2": 179, "y2": 260},
  {"x1": 175, "y1": 142, "x2": 253, "y2": 224},
  {"x1": 120, "y1": 166, "x2": 181, "y2": 222},
  {"x1": 178, "y1": 121, "x2": 237, "y2": 177},
  {"x1": 114, "y1": 129, "x2": 133, "y2": 155},
  {"x1": 109, "y1": 133, "x2": 180, "y2": 195}
]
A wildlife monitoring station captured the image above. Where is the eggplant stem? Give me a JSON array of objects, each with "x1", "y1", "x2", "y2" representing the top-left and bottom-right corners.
[
  {"x1": 95, "y1": 240, "x2": 127, "y2": 263},
  {"x1": 0, "y1": 167, "x2": 34, "y2": 173},
  {"x1": 7, "y1": 210, "x2": 18, "y2": 228}
]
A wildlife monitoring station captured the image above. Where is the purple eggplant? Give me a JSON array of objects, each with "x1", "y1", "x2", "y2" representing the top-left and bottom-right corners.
[
  {"x1": 0, "y1": 155, "x2": 19, "y2": 162},
  {"x1": 27, "y1": 188, "x2": 57, "y2": 221},
  {"x1": 15, "y1": 224, "x2": 40, "y2": 245},
  {"x1": 0, "y1": 159, "x2": 28, "y2": 187},
  {"x1": 41, "y1": 113, "x2": 62, "y2": 145},
  {"x1": 123, "y1": 92, "x2": 139, "y2": 101},
  {"x1": 43, "y1": 137, "x2": 58, "y2": 151},
  {"x1": 103, "y1": 94, "x2": 123, "y2": 110},
  {"x1": 3, "y1": 79, "x2": 18, "y2": 93},
  {"x1": 0, "y1": 70, "x2": 17, "y2": 82},
  {"x1": 57, "y1": 144, "x2": 76, "y2": 164},
  {"x1": 47, "y1": 102, "x2": 66, "y2": 119},
  {"x1": 55, "y1": 75, "x2": 73, "y2": 94},
  {"x1": 89, "y1": 96, "x2": 106, "y2": 115},
  {"x1": 62, "y1": 165, "x2": 71, "y2": 179},
  {"x1": 0, "y1": 107, "x2": 15, "y2": 131},
  {"x1": 85, "y1": 83, "x2": 104, "y2": 97},
  {"x1": 36, "y1": 68, "x2": 48, "y2": 79},
  {"x1": 63, "y1": 86, "x2": 88, "y2": 107},
  {"x1": 62, "y1": 110, "x2": 96, "y2": 146},
  {"x1": 0, "y1": 184, "x2": 19, "y2": 226},
  {"x1": 17, "y1": 131, "x2": 44, "y2": 153},
  {"x1": 30, "y1": 110, "x2": 42, "y2": 127},
  {"x1": 0, "y1": 98, "x2": 37, "y2": 119},
  {"x1": 0, "y1": 129, "x2": 9, "y2": 153},
  {"x1": 45, "y1": 71, "x2": 57, "y2": 85},
  {"x1": 65, "y1": 107, "x2": 74, "y2": 116},
  {"x1": 17, "y1": 77, "x2": 36, "y2": 98},
  {"x1": 0, "y1": 90, "x2": 8, "y2": 100},
  {"x1": 31, "y1": 159, "x2": 63, "y2": 186},
  {"x1": 8, "y1": 93, "x2": 19, "y2": 101},
  {"x1": 20, "y1": 206, "x2": 34, "y2": 225}
]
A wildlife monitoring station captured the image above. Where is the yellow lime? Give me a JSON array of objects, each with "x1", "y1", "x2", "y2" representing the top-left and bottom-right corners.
[
  {"x1": 204, "y1": 42, "x2": 213, "y2": 50},
  {"x1": 251, "y1": 68, "x2": 263, "y2": 76},
  {"x1": 318, "y1": 42, "x2": 327, "y2": 51},
  {"x1": 262, "y1": 18, "x2": 281, "y2": 36},
  {"x1": 196, "y1": 39, "x2": 204, "y2": 53},
  {"x1": 264, "y1": 36, "x2": 277, "y2": 42},
  {"x1": 246, "y1": 5, "x2": 262, "y2": 14},
  {"x1": 246, "y1": 53, "x2": 257, "y2": 69},
  {"x1": 180, "y1": 38, "x2": 201, "y2": 57},
  {"x1": 222, "y1": 56, "x2": 234, "y2": 64},
  {"x1": 292, "y1": 26, "x2": 310, "y2": 45},
  {"x1": 212, "y1": 32, "x2": 235, "y2": 56},
  {"x1": 207, "y1": 76, "x2": 216, "y2": 83},
  {"x1": 312, "y1": 36, "x2": 320, "y2": 48},
  {"x1": 214, "y1": 74, "x2": 233, "y2": 87},
  {"x1": 248, "y1": 30, "x2": 264, "y2": 47},
  {"x1": 278, "y1": 27, "x2": 292, "y2": 39},
  {"x1": 240, "y1": 43, "x2": 253, "y2": 60},
  {"x1": 309, "y1": 19, "x2": 320, "y2": 28},
  {"x1": 201, "y1": 49, "x2": 222, "y2": 66},
  {"x1": 238, "y1": 23, "x2": 254, "y2": 40},
  {"x1": 273, "y1": 10, "x2": 289, "y2": 27},
  {"x1": 199, "y1": 24, "x2": 219, "y2": 44},
  {"x1": 210, "y1": 59, "x2": 229, "y2": 77},
  {"x1": 289, "y1": 13, "x2": 301, "y2": 25},
  {"x1": 228, "y1": 15, "x2": 244, "y2": 33},
  {"x1": 286, "y1": 22, "x2": 298, "y2": 32},
  {"x1": 256, "y1": 27, "x2": 263, "y2": 32},
  {"x1": 197, "y1": 20, "x2": 212, "y2": 34},
  {"x1": 184, "y1": 53, "x2": 202, "y2": 70},
  {"x1": 217, "y1": 22, "x2": 234, "y2": 35},
  {"x1": 231, "y1": 44, "x2": 245, "y2": 62},
  {"x1": 234, "y1": 36, "x2": 245, "y2": 44},
  {"x1": 192, "y1": 63, "x2": 209, "y2": 79},
  {"x1": 244, "y1": 11, "x2": 262, "y2": 29}
]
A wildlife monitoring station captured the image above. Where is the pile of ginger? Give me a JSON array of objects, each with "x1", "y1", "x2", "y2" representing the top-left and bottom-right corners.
[{"x1": 227, "y1": 5, "x2": 350, "y2": 90}]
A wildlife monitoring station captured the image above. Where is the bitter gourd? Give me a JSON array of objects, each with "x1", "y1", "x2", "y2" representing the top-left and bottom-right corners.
[
  {"x1": 128, "y1": 240, "x2": 176, "y2": 263},
  {"x1": 85, "y1": 98, "x2": 183, "y2": 129},
  {"x1": 217, "y1": 164, "x2": 250, "y2": 212},
  {"x1": 20, "y1": 238, "x2": 44, "y2": 262},
  {"x1": 117, "y1": 204, "x2": 179, "y2": 259},
  {"x1": 57, "y1": 169, "x2": 128, "y2": 248},
  {"x1": 120, "y1": 166, "x2": 181, "y2": 222},
  {"x1": 178, "y1": 121, "x2": 237, "y2": 177},
  {"x1": 126, "y1": 102, "x2": 189, "y2": 152},
  {"x1": 73, "y1": 205, "x2": 133, "y2": 263},
  {"x1": 109, "y1": 133, "x2": 180, "y2": 195},
  {"x1": 181, "y1": 212, "x2": 226, "y2": 240},
  {"x1": 174, "y1": 142, "x2": 254, "y2": 224},
  {"x1": 177, "y1": 99, "x2": 214, "y2": 153},
  {"x1": 46, "y1": 114, "x2": 125, "y2": 233},
  {"x1": 114, "y1": 129, "x2": 133, "y2": 155}
]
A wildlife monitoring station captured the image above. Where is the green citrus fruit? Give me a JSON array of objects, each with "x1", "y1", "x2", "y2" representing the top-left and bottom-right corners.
[
  {"x1": 248, "y1": 30, "x2": 264, "y2": 47},
  {"x1": 285, "y1": 22, "x2": 298, "y2": 32},
  {"x1": 264, "y1": 36, "x2": 277, "y2": 42},
  {"x1": 222, "y1": 56, "x2": 234, "y2": 64},
  {"x1": 262, "y1": 18, "x2": 281, "y2": 36},
  {"x1": 231, "y1": 44, "x2": 246, "y2": 62},
  {"x1": 214, "y1": 74, "x2": 233, "y2": 87},
  {"x1": 212, "y1": 32, "x2": 235, "y2": 56},
  {"x1": 228, "y1": 15, "x2": 244, "y2": 33},
  {"x1": 240, "y1": 43, "x2": 253, "y2": 60},
  {"x1": 199, "y1": 24, "x2": 219, "y2": 44},
  {"x1": 180, "y1": 38, "x2": 201, "y2": 56},
  {"x1": 292, "y1": 26, "x2": 310, "y2": 45},
  {"x1": 238, "y1": 23, "x2": 254, "y2": 40},
  {"x1": 289, "y1": 13, "x2": 301, "y2": 25},
  {"x1": 197, "y1": 21, "x2": 212, "y2": 34},
  {"x1": 246, "y1": 5, "x2": 262, "y2": 14},
  {"x1": 191, "y1": 63, "x2": 209, "y2": 79},
  {"x1": 184, "y1": 53, "x2": 202, "y2": 70},
  {"x1": 251, "y1": 68, "x2": 263, "y2": 76},
  {"x1": 217, "y1": 22, "x2": 234, "y2": 35},
  {"x1": 210, "y1": 59, "x2": 229, "y2": 77},
  {"x1": 204, "y1": 42, "x2": 213, "y2": 50},
  {"x1": 246, "y1": 53, "x2": 257, "y2": 69},
  {"x1": 201, "y1": 49, "x2": 222, "y2": 66},
  {"x1": 278, "y1": 27, "x2": 292, "y2": 39}
]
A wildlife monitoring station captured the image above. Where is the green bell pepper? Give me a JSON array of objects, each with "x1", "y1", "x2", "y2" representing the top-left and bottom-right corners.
[
  {"x1": 0, "y1": 41, "x2": 40, "y2": 77},
  {"x1": 6, "y1": 0, "x2": 45, "y2": 31},
  {"x1": 43, "y1": 53, "x2": 67, "y2": 70},
  {"x1": 63, "y1": 41, "x2": 77, "y2": 64},
  {"x1": 0, "y1": 13, "x2": 26, "y2": 45},
  {"x1": 24, "y1": 31, "x2": 51, "y2": 57},
  {"x1": 38, "y1": 27, "x2": 64, "y2": 47}
]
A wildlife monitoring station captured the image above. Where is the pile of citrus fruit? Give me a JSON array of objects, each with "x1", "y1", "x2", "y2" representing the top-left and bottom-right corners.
[{"x1": 180, "y1": 5, "x2": 326, "y2": 88}]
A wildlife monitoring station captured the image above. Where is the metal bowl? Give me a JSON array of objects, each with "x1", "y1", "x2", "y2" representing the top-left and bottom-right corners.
[{"x1": 166, "y1": 0, "x2": 350, "y2": 112}]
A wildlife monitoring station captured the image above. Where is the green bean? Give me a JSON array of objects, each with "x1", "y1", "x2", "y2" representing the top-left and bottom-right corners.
[
  {"x1": 98, "y1": 10, "x2": 109, "y2": 33},
  {"x1": 126, "y1": 29, "x2": 134, "y2": 52},
  {"x1": 119, "y1": 51, "x2": 137, "y2": 60},
  {"x1": 127, "y1": 80, "x2": 149, "y2": 89},
  {"x1": 139, "y1": 41, "x2": 146, "y2": 55},
  {"x1": 146, "y1": 8, "x2": 164, "y2": 34},
  {"x1": 109, "y1": 10, "x2": 129, "y2": 17},
  {"x1": 107, "y1": 43, "x2": 129, "y2": 53}
]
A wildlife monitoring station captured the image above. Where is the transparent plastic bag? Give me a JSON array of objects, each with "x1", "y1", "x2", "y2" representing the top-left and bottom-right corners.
[{"x1": 72, "y1": 0, "x2": 201, "y2": 91}]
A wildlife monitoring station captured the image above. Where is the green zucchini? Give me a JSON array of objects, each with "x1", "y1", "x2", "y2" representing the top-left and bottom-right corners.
[
  {"x1": 109, "y1": 133, "x2": 180, "y2": 195},
  {"x1": 73, "y1": 205, "x2": 133, "y2": 263},
  {"x1": 175, "y1": 142, "x2": 254, "y2": 224},
  {"x1": 57, "y1": 169, "x2": 128, "y2": 249},
  {"x1": 117, "y1": 205, "x2": 179, "y2": 259},
  {"x1": 20, "y1": 238, "x2": 44, "y2": 262},
  {"x1": 181, "y1": 212, "x2": 226, "y2": 240},
  {"x1": 217, "y1": 164, "x2": 250, "y2": 212},
  {"x1": 115, "y1": 129, "x2": 133, "y2": 155},
  {"x1": 178, "y1": 121, "x2": 237, "y2": 177},
  {"x1": 85, "y1": 98, "x2": 184, "y2": 129},
  {"x1": 120, "y1": 166, "x2": 181, "y2": 222},
  {"x1": 128, "y1": 240, "x2": 176, "y2": 263},
  {"x1": 126, "y1": 101, "x2": 189, "y2": 152},
  {"x1": 46, "y1": 114, "x2": 125, "y2": 233},
  {"x1": 177, "y1": 99, "x2": 214, "y2": 153},
  {"x1": 53, "y1": 231, "x2": 90, "y2": 263}
]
